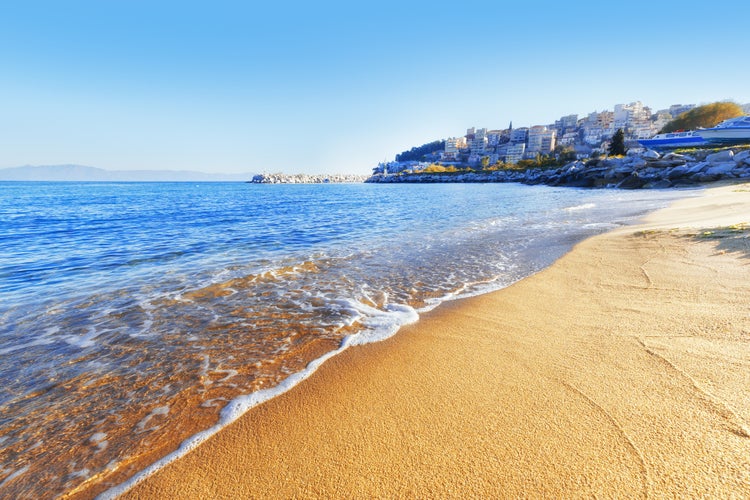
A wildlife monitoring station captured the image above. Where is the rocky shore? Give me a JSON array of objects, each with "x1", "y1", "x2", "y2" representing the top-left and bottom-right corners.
[
  {"x1": 366, "y1": 147, "x2": 750, "y2": 189},
  {"x1": 249, "y1": 173, "x2": 369, "y2": 184}
]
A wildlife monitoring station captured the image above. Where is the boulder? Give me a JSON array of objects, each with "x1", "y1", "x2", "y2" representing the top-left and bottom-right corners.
[
  {"x1": 706, "y1": 150, "x2": 734, "y2": 163},
  {"x1": 663, "y1": 152, "x2": 695, "y2": 162},
  {"x1": 616, "y1": 172, "x2": 646, "y2": 189},
  {"x1": 697, "y1": 174, "x2": 720, "y2": 183},
  {"x1": 686, "y1": 162, "x2": 709, "y2": 175},
  {"x1": 733, "y1": 150, "x2": 750, "y2": 164},
  {"x1": 705, "y1": 162, "x2": 736, "y2": 176},
  {"x1": 649, "y1": 160, "x2": 683, "y2": 168},
  {"x1": 641, "y1": 150, "x2": 661, "y2": 160},
  {"x1": 643, "y1": 180, "x2": 672, "y2": 189},
  {"x1": 626, "y1": 157, "x2": 647, "y2": 169},
  {"x1": 666, "y1": 165, "x2": 689, "y2": 180},
  {"x1": 736, "y1": 167, "x2": 750, "y2": 179}
]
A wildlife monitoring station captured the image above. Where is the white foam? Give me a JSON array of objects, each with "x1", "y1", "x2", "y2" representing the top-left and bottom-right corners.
[
  {"x1": 563, "y1": 202, "x2": 596, "y2": 211},
  {"x1": 97, "y1": 298, "x2": 419, "y2": 500},
  {"x1": 63, "y1": 326, "x2": 102, "y2": 349},
  {"x1": 0, "y1": 336, "x2": 56, "y2": 355},
  {"x1": 90, "y1": 432, "x2": 107, "y2": 443},
  {"x1": 134, "y1": 406, "x2": 170, "y2": 434},
  {"x1": 91, "y1": 433, "x2": 109, "y2": 453}
]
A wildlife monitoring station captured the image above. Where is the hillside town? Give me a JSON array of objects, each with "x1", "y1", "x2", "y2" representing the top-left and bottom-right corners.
[{"x1": 374, "y1": 101, "x2": 750, "y2": 175}]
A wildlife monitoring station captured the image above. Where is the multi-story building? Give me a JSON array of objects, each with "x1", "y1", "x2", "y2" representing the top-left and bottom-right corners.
[
  {"x1": 487, "y1": 130, "x2": 504, "y2": 147},
  {"x1": 558, "y1": 130, "x2": 579, "y2": 147},
  {"x1": 527, "y1": 125, "x2": 556, "y2": 154},
  {"x1": 510, "y1": 127, "x2": 529, "y2": 144},
  {"x1": 470, "y1": 128, "x2": 488, "y2": 153},
  {"x1": 554, "y1": 114, "x2": 578, "y2": 135},
  {"x1": 443, "y1": 137, "x2": 467, "y2": 161},
  {"x1": 505, "y1": 143, "x2": 526, "y2": 163},
  {"x1": 582, "y1": 111, "x2": 615, "y2": 146},
  {"x1": 613, "y1": 101, "x2": 652, "y2": 132}
]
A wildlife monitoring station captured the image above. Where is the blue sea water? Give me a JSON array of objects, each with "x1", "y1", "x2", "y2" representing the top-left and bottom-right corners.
[{"x1": 0, "y1": 181, "x2": 691, "y2": 497}]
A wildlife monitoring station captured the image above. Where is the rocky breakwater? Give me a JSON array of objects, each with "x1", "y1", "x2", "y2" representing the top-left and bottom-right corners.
[
  {"x1": 249, "y1": 173, "x2": 369, "y2": 184},
  {"x1": 366, "y1": 148, "x2": 750, "y2": 189}
]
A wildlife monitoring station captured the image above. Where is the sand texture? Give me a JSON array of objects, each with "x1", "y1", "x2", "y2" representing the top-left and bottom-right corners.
[{"x1": 125, "y1": 184, "x2": 750, "y2": 498}]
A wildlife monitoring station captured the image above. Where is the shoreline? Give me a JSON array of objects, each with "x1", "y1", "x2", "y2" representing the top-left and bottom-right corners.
[{"x1": 121, "y1": 183, "x2": 750, "y2": 498}]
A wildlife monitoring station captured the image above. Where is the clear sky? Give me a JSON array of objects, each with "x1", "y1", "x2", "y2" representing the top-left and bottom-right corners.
[{"x1": 1, "y1": 0, "x2": 748, "y2": 175}]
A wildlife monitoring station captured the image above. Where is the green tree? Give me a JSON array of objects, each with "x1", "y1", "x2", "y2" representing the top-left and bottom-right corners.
[
  {"x1": 395, "y1": 140, "x2": 446, "y2": 162},
  {"x1": 609, "y1": 129, "x2": 627, "y2": 156},
  {"x1": 480, "y1": 156, "x2": 490, "y2": 169},
  {"x1": 557, "y1": 146, "x2": 577, "y2": 163},
  {"x1": 660, "y1": 102, "x2": 743, "y2": 133}
]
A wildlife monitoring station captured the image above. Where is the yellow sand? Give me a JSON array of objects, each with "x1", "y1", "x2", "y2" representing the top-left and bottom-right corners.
[{"x1": 126, "y1": 183, "x2": 750, "y2": 498}]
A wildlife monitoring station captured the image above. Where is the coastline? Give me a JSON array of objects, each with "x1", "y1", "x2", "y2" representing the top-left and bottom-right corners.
[{"x1": 122, "y1": 182, "x2": 750, "y2": 498}]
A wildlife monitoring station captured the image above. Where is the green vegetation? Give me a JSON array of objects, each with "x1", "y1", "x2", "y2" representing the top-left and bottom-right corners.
[
  {"x1": 660, "y1": 102, "x2": 744, "y2": 133},
  {"x1": 422, "y1": 163, "x2": 460, "y2": 173},
  {"x1": 609, "y1": 129, "x2": 627, "y2": 156},
  {"x1": 696, "y1": 223, "x2": 750, "y2": 239},
  {"x1": 395, "y1": 140, "x2": 446, "y2": 162}
]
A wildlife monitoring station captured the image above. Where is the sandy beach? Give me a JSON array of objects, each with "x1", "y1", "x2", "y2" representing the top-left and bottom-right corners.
[{"x1": 124, "y1": 183, "x2": 750, "y2": 498}]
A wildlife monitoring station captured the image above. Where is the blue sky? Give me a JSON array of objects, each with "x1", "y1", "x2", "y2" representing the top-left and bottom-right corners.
[{"x1": 1, "y1": 1, "x2": 748, "y2": 175}]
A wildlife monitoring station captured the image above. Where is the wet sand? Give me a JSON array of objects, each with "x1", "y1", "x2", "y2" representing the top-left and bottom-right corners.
[{"x1": 125, "y1": 183, "x2": 750, "y2": 498}]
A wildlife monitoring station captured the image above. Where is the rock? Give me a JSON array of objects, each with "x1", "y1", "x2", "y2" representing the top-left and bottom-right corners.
[
  {"x1": 646, "y1": 160, "x2": 670, "y2": 168},
  {"x1": 641, "y1": 150, "x2": 661, "y2": 160},
  {"x1": 666, "y1": 165, "x2": 689, "y2": 179},
  {"x1": 697, "y1": 174, "x2": 720, "y2": 182},
  {"x1": 705, "y1": 162, "x2": 736, "y2": 176},
  {"x1": 643, "y1": 180, "x2": 672, "y2": 189},
  {"x1": 686, "y1": 162, "x2": 709, "y2": 175},
  {"x1": 706, "y1": 150, "x2": 734, "y2": 163},
  {"x1": 733, "y1": 150, "x2": 750, "y2": 164},
  {"x1": 663, "y1": 152, "x2": 695, "y2": 162},
  {"x1": 616, "y1": 172, "x2": 646, "y2": 189}
]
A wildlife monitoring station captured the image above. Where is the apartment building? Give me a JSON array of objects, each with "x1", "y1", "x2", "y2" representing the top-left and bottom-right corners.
[{"x1": 527, "y1": 125, "x2": 556, "y2": 154}]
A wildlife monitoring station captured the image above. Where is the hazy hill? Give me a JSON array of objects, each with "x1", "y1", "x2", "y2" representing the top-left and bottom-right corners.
[{"x1": 0, "y1": 164, "x2": 256, "y2": 182}]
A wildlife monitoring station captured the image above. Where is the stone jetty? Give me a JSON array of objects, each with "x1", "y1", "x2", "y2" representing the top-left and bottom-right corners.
[{"x1": 249, "y1": 173, "x2": 369, "y2": 184}]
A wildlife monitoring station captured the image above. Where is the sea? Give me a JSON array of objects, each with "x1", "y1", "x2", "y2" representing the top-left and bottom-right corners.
[{"x1": 0, "y1": 181, "x2": 693, "y2": 498}]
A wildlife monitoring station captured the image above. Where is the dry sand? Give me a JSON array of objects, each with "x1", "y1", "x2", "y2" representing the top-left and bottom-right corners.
[{"x1": 125, "y1": 183, "x2": 750, "y2": 499}]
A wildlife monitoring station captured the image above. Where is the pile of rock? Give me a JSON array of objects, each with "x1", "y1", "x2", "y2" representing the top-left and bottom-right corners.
[
  {"x1": 365, "y1": 148, "x2": 750, "y2": 189},
  {"x1": 249, "y1": 173, "x2": 369, "y2": 184}
]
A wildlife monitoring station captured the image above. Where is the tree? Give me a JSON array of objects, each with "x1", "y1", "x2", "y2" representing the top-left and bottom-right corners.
[
  {"x1": 395, "y1": 140, "x2": 446, "y2": 162},
  {"x1": 480, "y1": 156, "x2": 490, "y2": 169},
  {"x1": 609, "y1": 129, "x2": 626, "y2": 156},
  {"x1": 660, "y1": 102, "x2": 743, "y2": 133}
]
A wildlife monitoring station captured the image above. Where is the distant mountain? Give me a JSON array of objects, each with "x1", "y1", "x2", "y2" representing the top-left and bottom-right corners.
[{"x1": 0, "y1": 164, "x2": 256, "y2": 182}]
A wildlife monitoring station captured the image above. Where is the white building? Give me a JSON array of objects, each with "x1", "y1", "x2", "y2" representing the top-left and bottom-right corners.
[
  {"x1": 582, "y1": 111, "x2": 615, "y2": 145},
  {"x1": 470, "y1": 128, "x2": 488, "y2": 154},
  {"x1": 527, "y1": 125, "x2": 556, "y2": 154},
  {"x1": 510, "y1": 127, "x2": 529, "y2": 144},
  {"x1": 554, "y1": 114, "x2": 578, "y2": 134},
  {"x1": 505, "y1": 143, "x2": 526, "y2": 163},
  {"x1": 443, "y1": 137, "x2": 467, "y2": 160},
  {"x1": 558, "y1": 131, "x2": 578, "y2": 147},
  {"x1": 613, "y1": 101, "x2": 652, "y2": 131}
]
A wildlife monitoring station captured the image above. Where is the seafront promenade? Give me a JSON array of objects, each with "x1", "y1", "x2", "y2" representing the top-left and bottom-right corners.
[{"x1": 125, "y1": 184, "x2": 750, "y2": 498}]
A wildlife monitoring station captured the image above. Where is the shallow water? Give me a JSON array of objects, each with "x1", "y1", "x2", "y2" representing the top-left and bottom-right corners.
[{"x1": 0, "y1": 181, "x2": 691, "y2": 497}]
